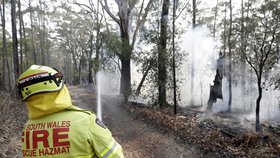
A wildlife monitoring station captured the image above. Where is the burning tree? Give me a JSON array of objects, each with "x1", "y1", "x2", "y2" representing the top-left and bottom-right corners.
[
  {"x1": 243, "y1": 1, "x2": 280, "y2": 131},
  {"x1": 207, "y1": 51, "x2": 224, "y2": 111}
]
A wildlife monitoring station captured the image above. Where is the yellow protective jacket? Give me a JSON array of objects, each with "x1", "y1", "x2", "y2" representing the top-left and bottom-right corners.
[{"x1": 21, "y1": 86, "x2": 124, "y2": 158}]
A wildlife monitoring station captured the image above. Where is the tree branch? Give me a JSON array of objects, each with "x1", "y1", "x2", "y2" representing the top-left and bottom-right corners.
[
  {"x1": 72, "y1": 1, "x2": 94, "y2": 12},
  {"x1": 176, "y1": 1, "x2": 190, "y2": 20},
  {"x1": 244, "y1": 54, "x2": 259, "y2": 78},
  {"x1": 100, "y1": 32, "x2": 121, "y2": 57},
  {"x1": 129, "y1": 0, "x2": 138, "y2": 11},
  {"x1": 131, "y1": 0, "x2": 153, "y2": 48},
  {"x1": 263, "y1": 24, "x2": 278, "y2": 64},
  {"x1": 100, "y1": 0, "x2": 120, "y2": 25}
]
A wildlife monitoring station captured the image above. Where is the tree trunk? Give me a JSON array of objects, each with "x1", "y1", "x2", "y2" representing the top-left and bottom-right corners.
[
  {"x1": 29, "y1": 0, "x2": 37, "y2": 64},
  {"x1": 21, "y1": 9, "x2": 28, "y2": 70},
  {"x1": 213, "y1": 0, "x2": 219, "y2": 38},
  {"x1": 158, "y1": 0, "x2": 170, "y2": 108},
  {"x1": 240, "y1": 0, "x2": 246, "y2": 111},
  {"x1": 18, "y1": 0, "x2": 23, "y2": 73},
  {"x1": 190, "y1": 0, "x2": 196, "y2": 105},
  {"x1": 172, "y1": 0, "x2": 177, "y2": 114},
  {"x1": 0, "y1": 1, "x2": 9, "y2": 91},
  {"x1": 71, "y1": 50, "x2": 79, "y2": 85},
  {"x1": 88, "y1": 35, "x2": 94, "y2": 84},
  {"x1": 11, "y1": 0, "x2": 19, "y2": 96},
  {"x1": 255, "y1": 77, "x2": 262, "y2": 131},
  {"x1": 39, "y1": 0, "x2": 46, "y2": 65},
  {"x1": 207, "y1": 52, "x2": 224, "y2": 111},
  {"x1": 136, "y1": 61, "x2": 152, "y2": 95},
  {"x1": 94, "y1": 1, "x2": 101, "y2": 84},
  {"x1": 0, "y1": 1, "x2": 4, "y2": 90},
  {"x1": 120, "y1": 56, "x2": 131, "y2": 103},
  {"x1": 119, "y1": 10, "x2": 132, "y2": 102},
  {"x1": 223, "y1": 5, "x2": 227, "y2": 77},
  {"x1": 227, "y1": 0, "x2": 233, "y2": 112}
]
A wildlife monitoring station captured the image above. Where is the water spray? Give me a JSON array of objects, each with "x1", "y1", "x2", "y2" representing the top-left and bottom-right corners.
[{"x1": 97, "y1": 72, "x2": 102, "y2": 121}]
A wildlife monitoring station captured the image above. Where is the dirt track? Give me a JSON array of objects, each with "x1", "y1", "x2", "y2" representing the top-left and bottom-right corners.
[{"x1": 68, "y1": 86, "x2": 203, "y2": 158}]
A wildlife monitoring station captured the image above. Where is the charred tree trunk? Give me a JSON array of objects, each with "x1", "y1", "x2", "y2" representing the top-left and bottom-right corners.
[
  {"x1": 256, "y1": 76, "x2": 262, "y2": 131},
  {"x1": 207, "y1": 52, "x2": 224, "y2": 111},
  {"x1": 158, "y1": 0, "x2": 170, "y2": 108}
]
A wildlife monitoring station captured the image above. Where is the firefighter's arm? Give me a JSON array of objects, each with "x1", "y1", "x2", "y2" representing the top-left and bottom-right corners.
[{"x1": 87, "y1": 114, "x2": 124, "y2": 158}]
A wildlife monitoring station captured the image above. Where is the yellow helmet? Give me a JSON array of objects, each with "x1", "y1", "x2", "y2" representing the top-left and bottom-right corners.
[{"x1": 17, "y1": 65, "x2": 64, "y2": 101}]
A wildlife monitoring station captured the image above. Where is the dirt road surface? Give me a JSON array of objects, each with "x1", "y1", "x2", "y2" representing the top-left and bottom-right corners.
[{"x1": 68, "y1": 86, "x2": 203, "y2": 158}]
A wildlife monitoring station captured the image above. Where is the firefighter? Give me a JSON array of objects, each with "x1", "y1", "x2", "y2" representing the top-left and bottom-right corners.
[{"x1": 18, "y1": 65, "x2": 124, "y2": 158}]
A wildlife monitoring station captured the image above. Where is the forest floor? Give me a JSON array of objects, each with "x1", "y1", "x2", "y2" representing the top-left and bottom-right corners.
[{"x1": 0, "y1": 85, "x2": 280, "y2": 158}]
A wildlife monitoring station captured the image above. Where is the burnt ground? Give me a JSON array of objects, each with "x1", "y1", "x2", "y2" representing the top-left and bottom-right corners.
[{"x1": 1, "y1": 85, "x2": 280, "y2": 158}]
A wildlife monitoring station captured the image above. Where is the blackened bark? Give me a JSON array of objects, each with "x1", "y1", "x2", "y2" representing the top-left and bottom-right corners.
[
  {"x1": 207, "y1": 52, "x2": 224, "y2": 111},
  {"x1": 256, "y1": 77, "x2": 262, "y2": 131}
]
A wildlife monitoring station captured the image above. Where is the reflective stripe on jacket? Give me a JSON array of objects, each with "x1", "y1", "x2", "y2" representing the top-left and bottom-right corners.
[{"x1": 21, "y1": 106, "x2": 124, "y2": 158}]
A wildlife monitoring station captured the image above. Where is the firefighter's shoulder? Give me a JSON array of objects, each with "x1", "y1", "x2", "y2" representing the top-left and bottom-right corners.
[{"x1": 65, "y1": 105, "x2": 94, "y2": 115}]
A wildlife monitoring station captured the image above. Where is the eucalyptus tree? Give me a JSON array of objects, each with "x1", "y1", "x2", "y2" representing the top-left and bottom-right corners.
[
  {"x1": 11, "y1": 0, "x2": 20, "y2": 95},
  {"x1": 0, "y1": 0, "x2": 11, "y2": 91},
  {"x1": 227, "y1": 0, "x2": 233, "y2": 112},
  {"x1": 132, "y1": 0, "x2": 186, "y2": 107},
  {"x1": 158, "y1": 0, "x2": 170, "y2": 108},
  {"x1": 190, "y1": 0, "x2": 196, "y2": 106},
  {"x1": 243, "y1": 0, "x2": 280, "y2": 131},
  {"x1": 101, "y1": 0, "x2": 154, "y2": 102},
  {"x1": 18, "y1": 0, "x2": 24, "y2": 73},
  {"x1": 28, "y1": 0, "x2": 37, "y2": 63}
]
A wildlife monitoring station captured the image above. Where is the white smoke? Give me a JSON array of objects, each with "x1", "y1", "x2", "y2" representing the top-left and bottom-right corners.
[{"x1": 179, "y1": 26, "x2": 219, "y2": 106}]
